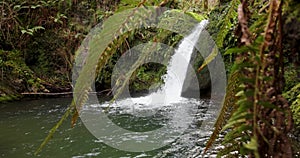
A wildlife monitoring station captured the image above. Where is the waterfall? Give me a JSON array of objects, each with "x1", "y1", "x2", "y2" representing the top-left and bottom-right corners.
[
  {"x1": 98, "y1": 20, "x2": 209, "y2": 109},
  {"x1": 161, "y1": 20, "x2": 209, "y2": 104},
  {"x1": 83, "y1": 20, "x2": 212, "y2": 152}
]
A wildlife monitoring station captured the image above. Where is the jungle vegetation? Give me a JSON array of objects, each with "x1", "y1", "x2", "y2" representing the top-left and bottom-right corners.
[{"x1": 0, "y1": 0, "x2": 299, "y2": 157}]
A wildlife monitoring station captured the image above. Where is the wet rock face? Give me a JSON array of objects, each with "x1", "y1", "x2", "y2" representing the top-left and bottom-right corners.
[
  {"x1": 181, "y1": 49, "x2": 211, "y2": 98},
  {"x1": 181, "y1": 29, "x2": 226, "y2": 99},
  {"x1": 181, "y1": 28, "x2": 218, "y2": 98}
]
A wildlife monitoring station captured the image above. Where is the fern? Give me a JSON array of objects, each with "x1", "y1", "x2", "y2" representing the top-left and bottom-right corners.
[
  {"x1": 35, "y1": 100, "x2": 76, "y2": 155},
  {"x1": 35, "y1": 2, "x2": 157, "y2": 154},
  {"x1": 216, "y1": 0, "x2": 239, "y2": 48},
  {"x1": 206, "y1": 0, "x2": 293, "y2": 157},
  {"x1": 203, "y1": 0, "x2": 242, "y2": 153},
  {"x1": 284, "y1": 83, "x2": 300, "y2": 127},
  {"x1": 35, "y1": 1, "x2": 206, "y2": 154},
  {"x1": 291, "y1": 94, "x2": 300, "y2": 127},
  {"x1": 71, "y1": 4, "x2": 159, "y2": 124},
  {"x1": 204, "y1": 70, "x2": 240, "y2": 152}
]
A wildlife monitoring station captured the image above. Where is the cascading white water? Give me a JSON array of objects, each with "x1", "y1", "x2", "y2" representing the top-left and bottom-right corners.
[
  {"x1": 92, "y1": 20, "x2": 209, "y2": 113},
  {"x1": 122, "y1": 20, "x2": 209, "y2": 108},
  {"x1": 83, "y1": 20, "x2": 214, "y2": 152},
  {"x1": 105, "y1": 20, "x2": 209, "y2": 109},
  {"x1": 160, "y1": 20, "x2": 209, "y2": 104},
  {"x1": 100, "y1": 20, "x2": 209, "y2": 115}
]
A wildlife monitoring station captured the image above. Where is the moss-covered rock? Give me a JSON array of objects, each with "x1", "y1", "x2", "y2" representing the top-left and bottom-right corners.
[
  {"x1": 185, "y1": 11, "x2": 206, "y2": 22},
  {"x1": 0, "y1": 80, "x2": 21, "y2": 103},
  {"x1": 158, "y1": 9, "x2": 206, "y2": 36}
]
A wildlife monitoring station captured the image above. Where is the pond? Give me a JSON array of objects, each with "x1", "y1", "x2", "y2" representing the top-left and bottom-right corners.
[
  {"x1": 0, "y1": 20, "x2": 222, "y2": 158},
  {"x1": 0, "y1": 97, "x2": 221, "y2": 158}
]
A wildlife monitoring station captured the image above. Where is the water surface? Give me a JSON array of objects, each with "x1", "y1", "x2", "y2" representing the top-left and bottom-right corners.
[{"x1": 0, "y1": 97, "x2": 219, "y2": 158}]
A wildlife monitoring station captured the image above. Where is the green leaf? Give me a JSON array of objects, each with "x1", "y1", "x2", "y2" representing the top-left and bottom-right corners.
[
  {"x1": 32, "y1": 26, "x2": 45, "y2": 31},
  {"x1": 198, "y1": 46, "x2": 218, "y2": 72},
  {"x1": 13, "y1": 5, "x2": 21, "y2": 10},
  {"x1": 235, "y1": 90, "x2": 244, "y2": 97},
  {"x1": 222, "y1": 118, "x2": 246, "y2": 131},
  {"x1": 229, "y1": 112, "x2": 251, "y2": 122},
  {"x1": 258, "y1": 101, "x2": 277, "y2": 109},
  {"x1": 31, "y1": 5, "x2": 41, "y2": 9},
  {"x1": 21, "y1": 30, "x2": 27, "y2": 34},
  {"x1": 243, "y1": 137, "x2": 258, "y2": 151},
  {"x1": 224, "y1": 46, "x2": 249, "y2": 55}
]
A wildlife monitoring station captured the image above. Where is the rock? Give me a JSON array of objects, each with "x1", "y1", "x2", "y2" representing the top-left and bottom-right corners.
[
  {"x1": 181, "y1": 29, "x2": 226, "y2": 99},
  {"x1": 181, "y1": 49, "x2": 211, "y2": 98},
  {"x1": 181, "y1": 29, "x2": 218, "y2": 98}
]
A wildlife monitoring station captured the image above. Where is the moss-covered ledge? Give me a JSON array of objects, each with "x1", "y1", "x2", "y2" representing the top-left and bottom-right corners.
[{"x1": 0, "y1": 82, "x2": 21, "y2": 103}]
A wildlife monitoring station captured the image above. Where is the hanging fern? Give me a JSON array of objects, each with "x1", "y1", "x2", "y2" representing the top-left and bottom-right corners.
[
  {"x1": 35, "y1": 1, "x2": 157, "y2": 154},
  {"x1": 206, "y1": 0, "x2": 293, "y2": 157},
  {"x1": 35, "y1": 0, "x2": 206, "y2": 154},
  {"x1": 204, "y1": 69, "x2": 240, "y2": 153}
]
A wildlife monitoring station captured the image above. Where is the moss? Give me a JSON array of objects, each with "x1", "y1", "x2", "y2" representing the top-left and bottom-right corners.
[
  {"x1": 0, "y1": 79, "x2": 21, "y2": 103},
  {"x1": 129, "y1": 63, "x2": 166, "y2": 93},
  {"x1": 284, "y1": 83, "x2": 300, "y2": 103},
  {"x1": 0, "y1": 95, "x2": 20, "y2": 103},
  {"x1": 117, "y1": 0, "x2": 162, "y2": 12},
  {"x1": 116, "y1": 0, "x2": 140, "y2": 12},
  {"x1": 291, "y1": 94, "x2": 300, "y2": 128},
  {"x1": 284, "y1": 83, "x2": 300, "y2": 128},
  {"x1": 185, "y1": 11, "x2": 206, "y2": 22},
  {"x1": 168, "y1": 9, "x2": 206, "y2": 22}
]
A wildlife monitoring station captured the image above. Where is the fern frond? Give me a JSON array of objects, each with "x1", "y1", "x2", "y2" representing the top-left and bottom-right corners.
[
  {"x1": 197, "y1": 46, "x2": 218, "y2": 72},
  {"x1": 204, "y1": 70, "x2": 240, "y2": 152},
  {"x1": 35, "y1": 100, "x2": 76, "y2": 155},
  {"x1": 71, "y1": 88, "x2": 90, "y2": 126},
  {"x1": 217, "y1": 143, "x2": 241, "y2": 158},
  {"x1": 223, "y1": 124, "x2": 251, "y2": 144},
  {"x1": 216, "y1": 0, "x2": 240, "y2": 48},
  {"x1": 211, "y1": 0, "x2": 293, "y2": 157},
  {"x1": 35, "y1": 4, "x2": 159, "y2": 154}
]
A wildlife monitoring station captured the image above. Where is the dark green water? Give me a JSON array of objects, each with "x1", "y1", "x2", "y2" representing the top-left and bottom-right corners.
[{"x1": 0, "y1": 98, "x2": 217, "y2": 158}]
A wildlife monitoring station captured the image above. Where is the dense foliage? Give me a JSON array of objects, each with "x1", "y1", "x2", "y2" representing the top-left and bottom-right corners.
[
  {"x1": 0, "y1": 0, "x2": 299, "y2": 157},
  {"x1": 0, "y1": 0, "x2": 118, "y2": 100},
  {"x1": 204, "y1": 0, "x2": 300, "y2": 157},
  {"x1": 284, "y1": 83, "x2": 300, "y2": 127},
  {"x1": 0, "y1": 0, "x2": 203, "y2": 100}
]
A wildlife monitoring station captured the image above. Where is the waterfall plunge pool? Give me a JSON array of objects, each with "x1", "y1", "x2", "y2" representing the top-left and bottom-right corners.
[
  {"x1": 0, "y1": 20, "x2": 225, "y2": 157},
  {"x1": 0, "y1": 97, "x2": 221, "y2": 158}
]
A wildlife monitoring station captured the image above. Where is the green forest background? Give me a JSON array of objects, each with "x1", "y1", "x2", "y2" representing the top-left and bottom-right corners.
[{"x1": 0, "y1": 0, "x2": 299, "y2": 157}]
